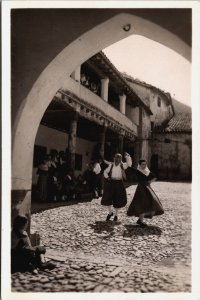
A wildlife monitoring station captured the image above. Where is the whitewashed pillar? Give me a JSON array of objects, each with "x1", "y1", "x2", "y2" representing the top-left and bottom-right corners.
[
  {"x1": 119, "y1": 94, "x2": 126, "y2": 115},
  {"x1": 101, "y1": 77, "x2": 109, "y2": 102}
]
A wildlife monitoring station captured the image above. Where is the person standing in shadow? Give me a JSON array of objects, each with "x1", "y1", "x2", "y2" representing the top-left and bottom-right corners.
[{"x1": 37, "y1": 156, "x2": 49, "y2": 202}]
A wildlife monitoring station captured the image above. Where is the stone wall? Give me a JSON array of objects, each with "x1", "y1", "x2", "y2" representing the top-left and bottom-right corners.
[{"x1": 152, "y1": 133, "x2": 192, "y2": 180}]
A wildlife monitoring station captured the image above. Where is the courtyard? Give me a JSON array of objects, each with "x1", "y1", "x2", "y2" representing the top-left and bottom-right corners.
[{"x1": 11, "y1": 182, "x2": 191, "y2": 293}]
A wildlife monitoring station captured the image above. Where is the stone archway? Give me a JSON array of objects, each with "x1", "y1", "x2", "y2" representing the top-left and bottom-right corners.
[{"x1": 12, "y1": 12, "x2": 191, "y2": 219}]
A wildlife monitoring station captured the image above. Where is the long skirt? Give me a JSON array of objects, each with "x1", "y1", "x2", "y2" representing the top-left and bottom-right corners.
[
  {"x1": 94, "y1": 173, "x2": 103, "y2": 193},
  {"x1": 37, "y1": 174, "x2": 48, "y2": 202},
  {"x1": 127, "y1": 183, "x2": 164, "y2": 218},
  {"x1": 101, "y1": 179, "x2": 127, "y2": 209}
]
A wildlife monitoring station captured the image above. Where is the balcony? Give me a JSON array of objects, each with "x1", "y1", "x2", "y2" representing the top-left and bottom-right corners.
[{"x1": 60, "y1": 78, "x2": 138, "y2": 139}]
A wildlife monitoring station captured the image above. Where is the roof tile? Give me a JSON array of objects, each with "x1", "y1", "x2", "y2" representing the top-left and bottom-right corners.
[{"x1": 155, "y1": 113, "x2": 191, "y2": 133}]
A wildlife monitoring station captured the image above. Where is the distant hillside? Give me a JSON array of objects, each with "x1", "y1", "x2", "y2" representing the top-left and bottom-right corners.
[{"x1": 172, "y1": 98, "x2": 191, "y2": 114}]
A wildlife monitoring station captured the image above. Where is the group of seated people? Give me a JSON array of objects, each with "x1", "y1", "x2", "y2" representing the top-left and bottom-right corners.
[
  {"x1": 36, "y1": 150, "x2": 109, "y2": 202},
  {"x1": 80, "y1": 73, "x2": 100, "y2": 95}
]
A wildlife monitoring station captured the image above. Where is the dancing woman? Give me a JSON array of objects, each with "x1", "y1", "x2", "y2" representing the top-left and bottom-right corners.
[{"x1": 127, "y1": 159, "x2": 164, "y2": 227}]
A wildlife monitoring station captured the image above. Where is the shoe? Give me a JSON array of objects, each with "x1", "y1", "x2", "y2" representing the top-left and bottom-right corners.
[
  {"x1": 137, "y1": 219, "x2": 147, "y2": 228},
  {"x1": 140, "y1": 222, "x2": 147, "y2": 228},
  {"x1": 106, "y1": 212, "x2": 113, "y2": 221},
  {"x1": 94, "y1": 190, "x2": 99, "y2": 198},
  {"x1": 32, "y1": 268, "x2": 39, "y2": 275},
  {"x1": 28, "y1": 263, "x2": 39, "y2": 275},
  {"x1": 113, "y1": 216, "x2": 118, "y2": 222},
  {"x1": 39, "y1": 261, "x2": 56, "y2": 270}
]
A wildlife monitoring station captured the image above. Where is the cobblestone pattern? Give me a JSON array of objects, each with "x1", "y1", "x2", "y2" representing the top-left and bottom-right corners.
[
  {"x1": 11, "y1": 256, "x2": 190, "y2": 293},
  {"x1": 12, "y1": 182, "x2": 191, "y2": 292}
]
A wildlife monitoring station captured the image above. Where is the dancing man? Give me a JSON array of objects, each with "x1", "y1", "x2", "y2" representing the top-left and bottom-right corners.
[{"x1": 101, "y1": 152, "x2": 132, "y2": 221}]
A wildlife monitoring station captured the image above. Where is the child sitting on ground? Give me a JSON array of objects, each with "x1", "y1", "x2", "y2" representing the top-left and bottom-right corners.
[{"x1": 11, "y1": 214, "x2": 56, "y2": 274}]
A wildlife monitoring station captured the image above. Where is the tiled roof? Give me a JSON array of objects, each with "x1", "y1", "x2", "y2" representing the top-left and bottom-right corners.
[{"x1": 155, "y1": 113, "x2": 192, "y2": 133}]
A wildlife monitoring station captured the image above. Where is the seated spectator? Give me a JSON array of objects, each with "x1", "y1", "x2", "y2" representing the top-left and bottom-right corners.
[
  {"x1": 82, "y1": 162, "x2": 96, "y2": 194},
  {"x1": 89, "y1": 82, "x2": 98, "y2": 94},
  {"x1": 11, "y1": 215, "x2": 56, "y2": 274},
  {"x1": 73, "y1": 174, "x2": 85, "y2": 197},
  {"x1": 80, "y1": 73, "x2": 90, "y2": 87},
  {"x1": 61, "y1": 170, "x2": 76, "y2": 201}
]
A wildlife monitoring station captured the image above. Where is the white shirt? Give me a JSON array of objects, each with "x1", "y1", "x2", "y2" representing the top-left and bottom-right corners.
[
  {"x1": 93, "y1": 163, "x2": 101, "y2": 175},
  {"x1": 104, "y1": 154, "x2": 132, "y2": 179}
]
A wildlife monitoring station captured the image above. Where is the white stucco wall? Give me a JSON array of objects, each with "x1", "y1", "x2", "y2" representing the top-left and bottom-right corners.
[
  {"x1": 127, "y1": 82, "x2": 151, "y2": 107},
  {"x1": 35, "y1": 125, "x2": 69, "y2": 151},
  {"x1": 126, "y1": 104, "x2": 139, "y2": 126},
  {"x1": 142, "y1": 109, "x2": 151, "y2": 139},
  {"x1": 128, "y1": 81, "x2": 171, "y2": 126},
  {"x1": 149, "y1": 94, "x2": 170, "y2": 125},
  {"x1": 140, "y1": 109, "x2": 151, "y2": 160},
  {"x1": 32, "y1": 125, "x2": 95, "y2": 184}
]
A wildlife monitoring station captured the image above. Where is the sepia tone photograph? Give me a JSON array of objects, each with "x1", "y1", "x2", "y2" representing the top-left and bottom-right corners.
[{"x1": 1, "y1": 1, "x2": 199, "y2": 299}]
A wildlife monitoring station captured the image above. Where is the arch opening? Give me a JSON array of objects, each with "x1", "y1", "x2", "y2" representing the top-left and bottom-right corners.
[{"x1": 11, "y1": 11, "x2": 191, "y2": 219}]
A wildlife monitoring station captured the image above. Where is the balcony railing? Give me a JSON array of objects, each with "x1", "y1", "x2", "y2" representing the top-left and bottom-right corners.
[{"x1": 60, "y1": 78, "x2": 138, "y2": 138}]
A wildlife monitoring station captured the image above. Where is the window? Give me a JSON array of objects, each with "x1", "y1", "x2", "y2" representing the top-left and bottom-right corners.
[
  {"x1": 75, "y1": 154, "x2": 82, "y2": 171},
  {"x1": 157, "y1": 97, "x2": 161, "y2": 107},
  {"x1": 164, "y1": 138, "x2": 171, "y2": 143},
  {"x1": 33, "y1": 145, "x2": 47, "y2": 167}
]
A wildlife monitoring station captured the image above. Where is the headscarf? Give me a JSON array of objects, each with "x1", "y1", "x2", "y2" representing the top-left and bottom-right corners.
[
  {"x1": 114, "y1": 153, "x2": 122, "y2": 166},
  {"x1": 137, "y1": 163, "x2": 150, "y2": 176}
]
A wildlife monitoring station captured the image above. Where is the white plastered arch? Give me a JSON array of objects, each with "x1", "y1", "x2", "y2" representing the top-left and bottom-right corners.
[{"x1": 12, "y1": 13, "x2": 190, "y2": 190}]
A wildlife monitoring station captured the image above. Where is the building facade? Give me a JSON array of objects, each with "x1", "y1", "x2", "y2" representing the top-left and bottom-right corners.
[
  {"x1": 123, "y1": 73, "x2": 174, "y2": 169},
  {"x1": 32, "y1": 52, "x2": 151, "y2": 184},
  {"x1": 32, "y1": 52, "x2": 181, "y2": 187}
]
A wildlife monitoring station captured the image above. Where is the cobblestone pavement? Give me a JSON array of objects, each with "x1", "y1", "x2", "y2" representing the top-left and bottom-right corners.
[{"x1": 12, "y1": 182, "x2": 191, "y2": 293}]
